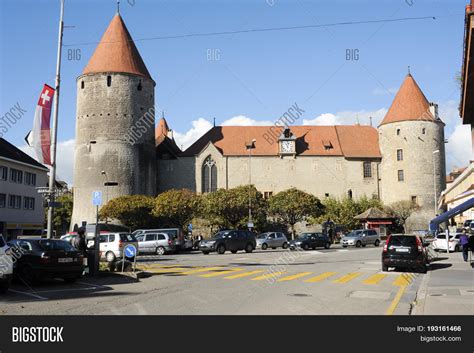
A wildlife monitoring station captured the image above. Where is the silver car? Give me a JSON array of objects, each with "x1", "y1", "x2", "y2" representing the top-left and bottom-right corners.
[
  {"x1": 341, "y1": 229, "x2": 380, "y2": 248},
  {"x1": 136, "y1": 232, "x2": 175, "y2": 255},
  {"x1": 256, "y1": 232, "x2": 289, "y2": 250}
]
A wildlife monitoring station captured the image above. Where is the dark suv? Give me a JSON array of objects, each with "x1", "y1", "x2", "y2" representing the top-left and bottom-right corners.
[
  {"x1": 289, "y1": 232, "x2": 331, "y2": 250},
  {"x1": 382, "y1": 234, "x2": 429, "y2": 273},
  {"x1": 199, "y1": 230, "x2": 256, "y2": 255}
]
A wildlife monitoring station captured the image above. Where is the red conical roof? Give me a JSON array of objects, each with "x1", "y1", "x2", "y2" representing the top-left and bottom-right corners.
[
  {"x1": 82, "y1": 14, "x2": 152, "y2": 79},
  {"x1": 379, "y1": 74, "x2": 435, "y2": 126},
  {"x1": 155, "y1": 117, "x2": 170, "y2": 140}
]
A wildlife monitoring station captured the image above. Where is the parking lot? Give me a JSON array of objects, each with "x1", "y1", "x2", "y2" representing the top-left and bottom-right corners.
[{"x1": 0, "y1": 244, "x2": 425, "y2": 315}]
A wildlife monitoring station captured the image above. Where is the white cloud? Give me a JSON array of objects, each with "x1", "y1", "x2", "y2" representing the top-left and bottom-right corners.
[
  {"x1": 221, "y1": 115, "x2": 274, "y2": 126},
  {"x1": 445, "y1": 124, "x2": 472, "y2": 171},
  {"x1": 20, "y1": 139, "x2": 75, "y2": 186},
  {"x1": 173, "y1": 117, "x2": 213, "y2": 150},
  {"x1": 303, "y1": 108, "x2": 388, "y2": 126}
]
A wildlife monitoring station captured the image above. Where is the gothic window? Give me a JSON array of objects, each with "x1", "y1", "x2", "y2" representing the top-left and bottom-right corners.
[
  {"x1": 202, "y1": 156, "x2": 217, "y2": 193},
  {"x1": 363, "y1": 162, "x2": 372, "y2": 178}
]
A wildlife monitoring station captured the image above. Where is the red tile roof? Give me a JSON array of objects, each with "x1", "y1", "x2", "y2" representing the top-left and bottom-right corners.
[
  {"x1": 379, "y1": 74, "x2": 436, "y2": 126},
  {"x1": 82, "y1": 14, "x2": 152, "y2": 79},
  {"x1": 182, "y1": 125, "x2": 381, "y2": 158},
  {"x1": 155, "y1": 117, "x2": 170, "y2": 141}
]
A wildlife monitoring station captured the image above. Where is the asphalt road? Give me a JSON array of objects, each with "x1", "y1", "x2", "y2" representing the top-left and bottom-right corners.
[{"x1": 0, "y1": 244, "x2": 423, "y2": 315}]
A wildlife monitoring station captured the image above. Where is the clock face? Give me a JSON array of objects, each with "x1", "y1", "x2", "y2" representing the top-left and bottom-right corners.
[{"x1": 281, "y1": 141, "x2": 293, "y2": 153}]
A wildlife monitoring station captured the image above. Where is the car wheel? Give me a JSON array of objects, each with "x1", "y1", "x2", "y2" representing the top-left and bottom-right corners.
[
  {"x1": 419, "y1": 265, "x2": 428, "y2": 274},
  {"x1": 156, "y1": 246, "x2": 166, "y2": 255},
  {"x1": 217, "y1": 245, "x2": 226, "y2": 255},
  {"x1": 0, "y1": 280, "x2": 11, "y2": 294},
  {"x1": 356, "y1": 241, "x2": 362, "y2": 248},
  {"x1": 342, "y1": 245, "x2": 347, "y2": 248},
  {"x1": 303, "y1": 244, "x2": 309, "y2": 251},
  {"x1": 361, "y1": 243, "x2": 366, "y2": 247},
  {"x1": 106, "y1": 251, "x2": 116, "y2": 263},
  {"x1": 231, "y1": 250, "x2": 238, "y2": 254},
  {"x1": 20, "y1": 266, "x2": 35, "y2": 285},
  {"x1": 261, "y1": 243, "x2": 268, "y2": 250},
  {"x1": 272, "y1": 247, "x2": 277, "y2": 250},
  {"x1": 374, "y1": 239, "x2": 380, "y2": 247},
  {"x1": 202, "y1": 251, "x2": 210, "y2": 255},
  {"x1": 282, "y1": 242, "x2": 288, "y2": 249},
  {"x1": 312, "y1": 246, "x2": 316, "y2": 250},
  {"x1": 382, "y1": 265, "x2": 389, "y2": 272},
  {"x1": 245, "y1": 243, "x2": 254, "y2": 253},
  {"x1": 324, "y1": 242, "x2": 330, "y2": 249}
]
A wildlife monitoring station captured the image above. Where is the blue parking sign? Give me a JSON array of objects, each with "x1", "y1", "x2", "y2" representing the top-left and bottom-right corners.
[{"x1": 92, "y1": 191, "x2": 102, "y2": 206}]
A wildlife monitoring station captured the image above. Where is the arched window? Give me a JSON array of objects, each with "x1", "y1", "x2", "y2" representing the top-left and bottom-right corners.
[{"x1": 202, "y1": 156, "x2": 217, "y2": 193}]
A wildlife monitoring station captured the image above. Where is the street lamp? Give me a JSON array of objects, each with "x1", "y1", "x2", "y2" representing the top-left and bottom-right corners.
[{"x1": 246, "y1": 139, "x2": 256, "y2": 231}]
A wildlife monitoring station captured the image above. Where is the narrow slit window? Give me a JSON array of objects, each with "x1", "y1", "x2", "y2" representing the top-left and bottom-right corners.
[
  {"x1": 81, "y1": 81, "x2": 85, "y2": 89},
  {"x1": 137, "y1": 81, "x2": 142, "y2": 91},
  {"x1": 107, "y1": 76, "x2": 112, "y2": 87}
]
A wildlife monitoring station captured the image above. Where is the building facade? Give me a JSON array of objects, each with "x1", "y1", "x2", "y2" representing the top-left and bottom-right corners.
[{"x1": 0, "y1": 138, "x2": 48, "y2": 239}]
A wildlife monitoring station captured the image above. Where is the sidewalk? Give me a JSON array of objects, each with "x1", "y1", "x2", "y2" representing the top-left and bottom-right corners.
[{"x1": 412, "y1": 251, "x2": 474, "y2": 315}]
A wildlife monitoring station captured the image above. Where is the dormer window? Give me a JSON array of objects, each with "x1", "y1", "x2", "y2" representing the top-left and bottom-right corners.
[{"x1": 279, "y1": 128, "x2": 296, "y2": 155}]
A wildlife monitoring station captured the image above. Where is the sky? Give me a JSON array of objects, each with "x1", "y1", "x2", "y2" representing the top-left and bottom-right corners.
[{"x1": 0, "y1": 0, "x2": 472, "y2": 185}]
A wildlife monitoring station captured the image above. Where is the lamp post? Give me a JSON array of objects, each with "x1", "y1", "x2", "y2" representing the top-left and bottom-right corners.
[{"x1": 246, "y1": 139, "x2": 256, "y2": 231}]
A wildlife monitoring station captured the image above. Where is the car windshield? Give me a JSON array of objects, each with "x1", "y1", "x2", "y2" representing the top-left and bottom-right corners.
[
  {"x1": 389, "y1": 236, "x2": 417, "y2": 247},
  {"x1": 297, "y1": 233, "x2": 311, "y2": 239},
  {"x1": 39, "y1": 240, "x2": 76, "y2": 251},
  {"x1": 213, "y1": 231, "x2": 231, "y2": 239},
  {"x1": 346, "y1": 231, "x2": 363, "y2": 237}
]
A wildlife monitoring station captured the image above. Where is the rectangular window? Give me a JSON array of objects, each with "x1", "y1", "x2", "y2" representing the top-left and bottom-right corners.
[
  {"x1": 24, "y1": 172, "x2": 37, "y2": 186},
  {"x1": 397, "y1": 149, "x2": 403, "y2": 161},
  {"x1": 8, "y1": 195, "x2": 21, "y2": 209},
  {"x1": 0, "y1": 193, "x2": 5, "y2": 208},
  {"x1": 23, "y1": 197, "x2": 35, "y2": 210},
  {"x1": 0, "y1": 166, "x2": 7, "y2": 181},
  {"x1": 264, "y1": 192, "x2": 273, "y2": 199},
  {"x1": 411, "y1": 195, "x2": 417, "y2": 204},
  {"x1": 398, "y1": 170, "x2": 404, "y2": 182},
  {"x1": 10, "y1": 169, "x2": 23, "y2": 183},
  {"x1": 363, "y1": 162, "x2": 372, "y2": 178}
]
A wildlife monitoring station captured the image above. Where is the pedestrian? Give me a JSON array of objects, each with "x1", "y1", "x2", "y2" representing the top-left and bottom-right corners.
[
  {"x1": 73, "y1": 227, "x2": 87, "y2": 257},
  {"x1": 459, "y1": 229, "x2": 470, "y2": 262}
]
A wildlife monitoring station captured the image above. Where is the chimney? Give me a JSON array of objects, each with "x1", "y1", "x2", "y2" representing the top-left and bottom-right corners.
[{"x1": 429, "y1": 103, "x2": 439, "y2": 119}]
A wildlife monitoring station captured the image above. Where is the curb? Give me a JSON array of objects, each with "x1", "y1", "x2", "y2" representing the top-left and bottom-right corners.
[{"x1": 411, "y1": 270, "x2": 431, "y2": 315}]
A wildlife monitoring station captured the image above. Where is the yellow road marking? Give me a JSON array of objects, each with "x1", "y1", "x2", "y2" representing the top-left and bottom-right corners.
[
  {"x1": 304, "y1": 272, "x2": 337, "y2": 283},
  {"x1": 199, "y1": 268, "x2": 243, "y2": 278},
  {"x1": 224, "y1": 270, "x2": 264, "y2": 279},
  {"x1": 251, "y1": 271, "x2": 286, "y2": 281},
  {"x1": 386, "y1": 285, "x2": 407, "y2": 315},
  {"x1": 146, "y1": 267, "x2": 188, "y2": 273},
  {"x1": 363, "y1": 274, "x2": 387, "y2": 285},
  {"x1": 333, "y1": 272, "x2": 362, "y2": 284},
  {"x1": 393, "y1": 274, "x2": 413, "y2": 287},
  {"x1": 180, "y1": 267, "x2": 225, "y2": 275},
  {"x1": 277, "y1": 272, "x2": 313, "y2": 282}
]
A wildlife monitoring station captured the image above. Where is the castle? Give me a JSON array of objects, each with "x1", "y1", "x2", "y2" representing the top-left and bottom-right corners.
[{"x1": 70, "y1": 13, "x2": 446, "y2": 232}]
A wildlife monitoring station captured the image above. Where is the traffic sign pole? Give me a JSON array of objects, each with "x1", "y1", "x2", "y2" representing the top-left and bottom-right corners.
[{"x1": 92, "y1": 191, "x2": 103, "y2": 276}]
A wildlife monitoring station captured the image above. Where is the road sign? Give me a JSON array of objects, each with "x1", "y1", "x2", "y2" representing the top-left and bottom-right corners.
[
  {"x1": 92, "y1": 191, "x2": 102, "y2": 206},
  {"x1": 247, "y1": 222, "x2": 254, "y2": 228},
  {"x1": 188, "y1": 223, "x2": 193, "y2": 231},
  {"x1": 124, "y1": 244, "x2": 137, "y2": 259}
]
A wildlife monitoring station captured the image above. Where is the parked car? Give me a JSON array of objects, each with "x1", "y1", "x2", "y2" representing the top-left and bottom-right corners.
[
  {"x1": 199, "y1": 230, "x2": 256, "y2": 255},
  {"x1": 7, "y1": 238, "x2": 84, "y2": 283},
  {"x1": 136, "y1": 232, "x2": 175, "y2": 255},
  {"x1": 382, "y1": 234, "x2": 428, "y2": 273},
  {"x1": 60, "y1": 232, "x2": 77, "y2": 244},
  {"x1": 0, "y1": 235, "x2": 13, "y2": 293},
  {"x1": 463, "y1": 219, "x2": 473, "y2": 229},
  {"x1": 133, "y1": 228, "x2": 185, "y2": 250},
  {"x1": 289, "y1": 232, "x2": 331, "y2": 250},
  {"x1": 433, "y1": 232, "x2": 462, "y2": 252},
  {"x1": 256, "y1": 232, "x2": 289, "y2": 250},
  {"x1": 341, "y1": 229, "x2": 380, "y2": 248},
  {"x1": 98, "y1": 233, "x2": 138, "y2": 262}
]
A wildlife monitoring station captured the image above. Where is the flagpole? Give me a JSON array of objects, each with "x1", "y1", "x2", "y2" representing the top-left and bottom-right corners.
[{"x1": 46, "y1": 0, "x2": 65, "y2": 239}]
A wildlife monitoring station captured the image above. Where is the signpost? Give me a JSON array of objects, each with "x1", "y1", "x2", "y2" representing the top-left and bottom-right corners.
[
  {"x1": 92, "y1": 191, "x2": 102, "y2": 276},
  {"x1": 123, "y1": 244, "x2": 137, "y2": 273}
]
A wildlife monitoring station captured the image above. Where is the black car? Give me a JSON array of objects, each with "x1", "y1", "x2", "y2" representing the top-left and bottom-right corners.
[
  {"x1": 289, "y1": 232, "x2": 331, "y2": 250},
  {"x1": 7, "y1": 238, "x2": 84, "y2": 283},
  {"x1": 382, "y1": 234, "x2": 428, "y2": 273},
  {"x1": 199, "y1": 230, "x2": 256, "y2": 255}
]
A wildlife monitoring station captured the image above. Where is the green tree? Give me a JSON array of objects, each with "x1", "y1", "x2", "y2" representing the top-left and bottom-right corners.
[
  {"x1": 153, "y1": 189, "x2": 200, "y2": 232},
  {"x1": 99, "y1": 195, "x2": 158, "y2": 230},
  {"x1": 52, "y1": 193, "x2": 73, "y2": 235},
  {"x1": 384, "y1": 200, "x2": 419, "y2": 232},
  {"x1": 268, "y1": 188, "x2": 324, "y2": 239},
  {"x1": 313, "y1": 196, "x2": 383, "y2": 230},
  {"x1": 200, "y1": 185, "x2": 267, "y2": 231}
]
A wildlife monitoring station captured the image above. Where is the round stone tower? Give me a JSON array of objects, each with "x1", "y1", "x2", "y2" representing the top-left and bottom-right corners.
[
  {"x1": 379, "y1": 73, "x2": 446, "y2": 232},
  {"x1": 71, "y1": 13, "x2": 156, "y2": 228}
]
